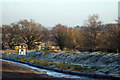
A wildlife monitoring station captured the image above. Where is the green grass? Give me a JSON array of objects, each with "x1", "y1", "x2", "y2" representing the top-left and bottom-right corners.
[
  {"x1": 118, "y1": 53, "x2": 120, "y2": 55},
  {"x1": 2, "y1": 50, "x2": 18, "y2": 54},
  {"x1": 98, "y1": 51, "x2": 120, "y2": 55},
  {"x1": 41, "y1": 49, "x2": 58, "y2": 54},
  {"x1": 109, "y1": 53, "x2": 116, "y2": 55},
  {"x1": 98, "y1": 51, "x2": 108, "y2": 54}
]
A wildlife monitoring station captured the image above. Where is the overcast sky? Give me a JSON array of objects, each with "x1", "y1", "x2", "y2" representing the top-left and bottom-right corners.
[{"x1": 1, "y1": 0, "x2": 119, "y2": 28}]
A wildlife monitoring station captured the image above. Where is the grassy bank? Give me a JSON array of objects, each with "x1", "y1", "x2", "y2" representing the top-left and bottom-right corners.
[
  {"x1": 3, "y1": 55, "x2": 103, "y2": 73},
  {"x1": 1, "y1": 49, "x2": 120, "y2": 76}
]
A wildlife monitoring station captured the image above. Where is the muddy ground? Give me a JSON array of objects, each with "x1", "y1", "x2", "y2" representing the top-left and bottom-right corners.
[{"x1": 1, "y1": 60, "x2": 93, "y2": 80}]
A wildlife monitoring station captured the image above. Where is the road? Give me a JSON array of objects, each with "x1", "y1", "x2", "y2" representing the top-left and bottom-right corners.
[{"x1": 0, "y1": 60, "x2": 101, "y2": 80}]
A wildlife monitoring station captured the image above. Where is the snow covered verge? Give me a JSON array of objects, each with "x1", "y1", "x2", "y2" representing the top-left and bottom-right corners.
[{"x1": 1, "y1": 51, "x2": 120, "y2": 77}]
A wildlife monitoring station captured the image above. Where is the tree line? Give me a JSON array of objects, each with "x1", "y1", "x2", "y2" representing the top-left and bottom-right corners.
[{"x1": 2, "y1": 15, "x2": 120, "y2": 53}]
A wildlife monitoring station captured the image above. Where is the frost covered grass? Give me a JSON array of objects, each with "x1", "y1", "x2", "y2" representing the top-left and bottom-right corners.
[
  {"x1": 2, "y1": 53, "x2": 103, "y2": 73},
  {"x1": 2, "y1": 50, "x2": 120, "y2": 76}
]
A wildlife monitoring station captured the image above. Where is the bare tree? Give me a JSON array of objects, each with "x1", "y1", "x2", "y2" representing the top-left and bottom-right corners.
[
  {"x1": 51, "y1": 24, "x2": 67, "y2": 50},
  {"x1": 2, "y1": 20, "x2": 48, "y2": 50},
  {"x1": 83, "y1": 14, "x2": 102, "y2": 51},
  {"x1": 66, "y1": 28, "x2": 77, "y2": 49},
  {"x1": 105, "y1": 23, "x2": 120, "y2": 52},
  {"x1": 2, "y1": 25, "x2": 21, "y2": 49},
  {"x1": 15, "y1": 20, "x2": 47, "y2": 49}
]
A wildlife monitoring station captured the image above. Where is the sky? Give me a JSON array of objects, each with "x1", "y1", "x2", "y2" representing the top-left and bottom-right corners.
[{"x1": 0, "y1": 0, "x2": 119, "y2": 28}]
